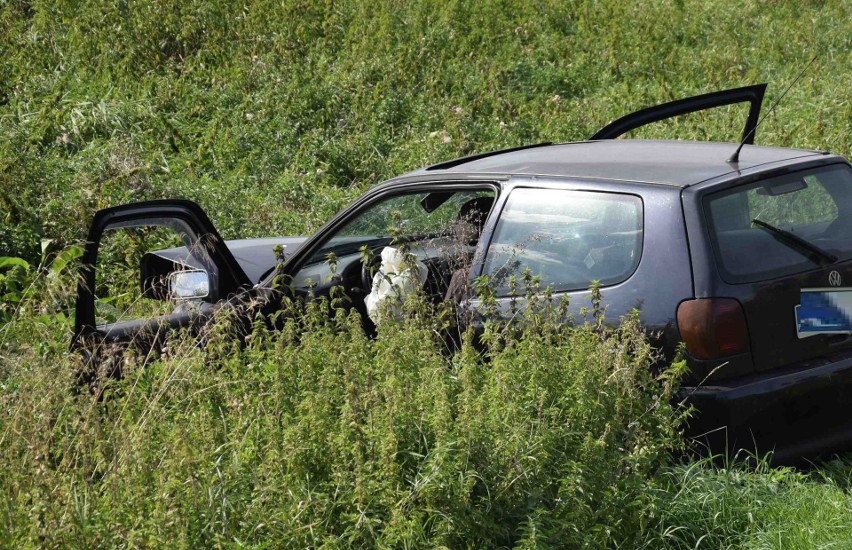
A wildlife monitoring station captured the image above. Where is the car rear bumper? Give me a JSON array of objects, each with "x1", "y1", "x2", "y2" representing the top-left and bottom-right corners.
[{"x1": 682, "y1": 348, "x2": 852, "y2": 464}]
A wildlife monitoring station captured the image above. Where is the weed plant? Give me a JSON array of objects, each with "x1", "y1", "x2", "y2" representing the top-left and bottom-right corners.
[
  {"x1": 3, "y1": 250, "x2": 852, "y2": 547},
  {"x1": 0, "y1": 262, "x2": 689, "y2": 547}
]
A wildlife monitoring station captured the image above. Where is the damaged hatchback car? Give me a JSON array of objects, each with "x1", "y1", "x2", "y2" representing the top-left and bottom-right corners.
[{"x1": 73, "y1": 85, "x2": 852, "y2": 463}]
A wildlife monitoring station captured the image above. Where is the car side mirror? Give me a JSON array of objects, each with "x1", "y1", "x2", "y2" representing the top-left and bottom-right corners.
[{"x1": 169, "y1": 270, "x2": 210, "y2": 300}]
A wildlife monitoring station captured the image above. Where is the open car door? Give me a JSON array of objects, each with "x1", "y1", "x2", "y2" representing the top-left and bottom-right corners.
[{"x1": 72, "y1": 200, "x2": 251, "y2": 369}]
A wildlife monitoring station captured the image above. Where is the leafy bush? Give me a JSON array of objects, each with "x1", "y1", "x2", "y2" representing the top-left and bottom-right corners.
[
  {"x1": 0, "y1": 283, "x2": 687, "y2": 547},
  {"x1": 0, "y1": 243, "x2": 81, "y2": 326}
]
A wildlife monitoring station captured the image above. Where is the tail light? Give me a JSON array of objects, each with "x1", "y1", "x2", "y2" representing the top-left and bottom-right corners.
[{"x1": 676, "y1": 298, "x2": 750, "y2": 360}]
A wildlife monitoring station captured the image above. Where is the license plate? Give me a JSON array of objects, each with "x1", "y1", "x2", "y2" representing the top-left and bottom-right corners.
[{"x1": 796, "y1": 288, "x2": 852, "y2": 338}]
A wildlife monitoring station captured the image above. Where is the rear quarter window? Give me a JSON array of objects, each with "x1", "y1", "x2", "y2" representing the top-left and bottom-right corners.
[
  {"x1": 482, "y1": 188, "x2": 643, "y2": 293},
  {"x1": 705, "y1": 164, "x2": 852, "y2": 283}
]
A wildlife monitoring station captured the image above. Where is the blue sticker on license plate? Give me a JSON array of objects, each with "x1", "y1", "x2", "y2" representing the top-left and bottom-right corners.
[{"x1": 796, "y1": 289, "x2": 852, "y2": 338}]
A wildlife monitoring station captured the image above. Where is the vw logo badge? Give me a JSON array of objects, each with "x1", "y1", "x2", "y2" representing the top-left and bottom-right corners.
[{"x1": 829, "y1": 270, "x2": 842, "y2": 287}]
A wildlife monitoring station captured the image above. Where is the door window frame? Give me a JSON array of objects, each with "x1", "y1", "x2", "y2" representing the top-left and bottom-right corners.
[{"x1": 73, "y1": 200, "x2": 251, "y2": 347}]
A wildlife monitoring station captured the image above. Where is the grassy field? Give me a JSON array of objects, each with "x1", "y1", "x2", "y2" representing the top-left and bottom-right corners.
[{"x1": 3, "y1": 0, "x2": 852, "y2": 546}]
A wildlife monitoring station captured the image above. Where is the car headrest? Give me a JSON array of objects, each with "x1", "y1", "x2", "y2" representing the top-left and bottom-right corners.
[{"x1": 457, "y1": 196, "x2": 495, "y2": 232}]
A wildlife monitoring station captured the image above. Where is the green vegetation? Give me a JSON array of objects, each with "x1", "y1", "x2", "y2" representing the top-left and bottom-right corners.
[
  {"x1": 3, "y1": 0, "x2": 850, "y2": 257},
  {"x1": 3, "y1": 0, "x2": 852, "y2": 546},
  {"x1": 0, "y1": 286, "x2": 689, "y2": 547}
]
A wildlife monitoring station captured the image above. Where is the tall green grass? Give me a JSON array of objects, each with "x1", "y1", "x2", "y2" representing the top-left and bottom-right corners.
[
  {"x1": 4, "y1": 271, "x2": 852, "y2": 547},
  {"x1": 4, "y1": 0, "x2": 852, "y2": 546},
  {"x1": 646, "y1": 457, "x2": 852, "y2": 548},
  {"x1": 0, "y1": 280, "x2": 689, "y2": 547},
  {"x1": 2, "y1": 0, "x2": 850, "y2": 259}
]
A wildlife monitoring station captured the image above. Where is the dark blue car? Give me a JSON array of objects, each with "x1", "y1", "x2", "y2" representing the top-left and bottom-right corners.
[{"x1": 73, "y1": 85, "x2": 852, "y2": 463}]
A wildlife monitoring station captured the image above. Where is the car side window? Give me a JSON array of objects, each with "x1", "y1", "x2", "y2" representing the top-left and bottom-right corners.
[{"x1": 482, "y1": 188, "x2": 643, "y2": 293}]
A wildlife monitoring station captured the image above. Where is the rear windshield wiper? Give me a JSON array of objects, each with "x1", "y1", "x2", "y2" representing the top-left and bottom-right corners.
[{"x1": 752, "y1": 218, "x2": 838, "y2": 267}]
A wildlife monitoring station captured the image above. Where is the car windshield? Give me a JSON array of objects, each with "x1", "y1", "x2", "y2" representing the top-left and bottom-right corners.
[{"x1": 705, "y1": 164, "x2": 852, "y2": 283}]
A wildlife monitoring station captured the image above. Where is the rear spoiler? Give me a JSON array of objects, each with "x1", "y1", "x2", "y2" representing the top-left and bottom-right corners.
[{"x1": 590, "y1": 84, "x2": 767, "y2": 144}]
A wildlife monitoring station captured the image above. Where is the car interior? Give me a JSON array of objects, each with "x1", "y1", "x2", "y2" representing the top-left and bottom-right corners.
[{"x1": 288, "y1": 189, "x2": 498, "y2": 320}]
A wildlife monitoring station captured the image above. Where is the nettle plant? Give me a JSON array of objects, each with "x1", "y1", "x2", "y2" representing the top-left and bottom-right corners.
[
  {"x1": 0, "y1": 214, "x2": 687, "y2": 547},
  {"x1": 200, "y1": 233, "x2": 689, "y2": 545},
  {"x1": 216, "y1": 267, "x2": 687, "y2": 546}
]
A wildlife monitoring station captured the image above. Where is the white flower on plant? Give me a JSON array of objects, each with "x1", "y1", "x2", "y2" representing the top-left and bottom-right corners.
[{"x1": 429, "y1": 130, "x2": 452, "y2": 143}]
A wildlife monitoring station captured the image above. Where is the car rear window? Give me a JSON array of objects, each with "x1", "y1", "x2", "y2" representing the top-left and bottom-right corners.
[
  {"x1": 482, "y1": 188, "x2": 643, "y2": 293},
  {"x1": 705, "y1": 164, "x2": 852, "y2": 283}
]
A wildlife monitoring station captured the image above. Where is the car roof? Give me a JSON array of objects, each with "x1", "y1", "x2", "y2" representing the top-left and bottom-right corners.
[{"x1": 406, "y1": 140, "x2": 827, "y2": 187}]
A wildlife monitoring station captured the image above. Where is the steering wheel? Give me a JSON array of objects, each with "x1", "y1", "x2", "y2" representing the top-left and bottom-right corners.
[{"x1": 360, "y1": 247, "x2": 384, "y2": 293}]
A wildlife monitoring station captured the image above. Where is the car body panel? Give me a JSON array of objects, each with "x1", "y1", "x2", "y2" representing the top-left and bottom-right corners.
[
  {"x1": 682, "y1": 157, "x2": 852, "y2": 376},
  {"x1": 406, "y1": 140, "x2": 826, "y2": 187},
  {"x1": 467, "y1": 176, "x2": 692, "y2": 360},
  {"x1": 686, "y1": 347, "x2": 852, "y2": 464}
]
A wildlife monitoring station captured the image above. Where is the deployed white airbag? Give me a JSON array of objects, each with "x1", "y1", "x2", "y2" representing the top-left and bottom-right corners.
[{"x1": 364, "y1": 246, "x2": 427, "y2": 323}]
